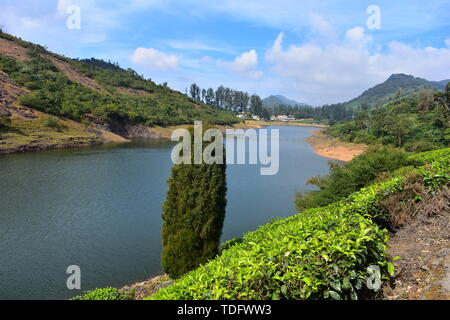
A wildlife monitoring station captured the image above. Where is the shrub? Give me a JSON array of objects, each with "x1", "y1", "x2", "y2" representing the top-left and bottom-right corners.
[
  {"x1": 0, "y1": 116, "x2": 11, "y2": 130},
  {"x1": 296, "y1": 146, "x2": 408, "y2": 211},
  {"x1": 44, "y1": 116, "x2": 65, "y2": 131}
]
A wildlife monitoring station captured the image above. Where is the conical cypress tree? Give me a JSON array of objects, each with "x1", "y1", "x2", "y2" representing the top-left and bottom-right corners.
[{"x1": 161, "y1": 125, "x2": 227, "y2": 279}]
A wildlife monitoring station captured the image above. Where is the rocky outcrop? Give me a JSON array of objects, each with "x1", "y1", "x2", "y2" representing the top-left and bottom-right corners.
[{"x1": 123, "y1": 125, "x2": 164, "y2": 139}]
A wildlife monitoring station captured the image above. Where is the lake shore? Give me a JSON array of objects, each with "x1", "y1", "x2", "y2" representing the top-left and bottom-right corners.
[
  {"x1": 306, "y1": 129, "x2": 367, "y2": 162},
  {"x1": 146, "y1": 120, "x2": 328, "y2": 139},
  {"x1": 0, "y1": 118, "x2": 329, "y2": 155}
]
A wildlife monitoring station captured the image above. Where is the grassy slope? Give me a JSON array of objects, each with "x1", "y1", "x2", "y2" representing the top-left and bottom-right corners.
[
  {"x1": 0, "y1": 110, "x2": 128, "y2": 154},
  {"x1": 0, "y1": 114, "x2": 96, "y2": 154},
  {"x1": 0, "y1": 31, "x2": 240, "y2": 153}
]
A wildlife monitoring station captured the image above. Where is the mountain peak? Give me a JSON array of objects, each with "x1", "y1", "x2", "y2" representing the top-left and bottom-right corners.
[
  {"x1": 387, "y1": 73, "x2": 414, "y2": 81},
  {"x1": 346, "y1": 73, "x2": 447, "y2": 108},
  {"x1": 262, "y1": 95, "x2": 306, "y2": 108}
]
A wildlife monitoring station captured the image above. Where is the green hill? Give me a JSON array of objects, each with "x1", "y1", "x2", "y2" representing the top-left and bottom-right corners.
[
  {"x1": 346, "y1": 73, "x2": 448, "y2": 108},
  {"x1": 0, "y1": 31, "x2": 239, "y2": 134},
  {"x1": 327, "y1": 85, "x2": 450, "y2": 152}
]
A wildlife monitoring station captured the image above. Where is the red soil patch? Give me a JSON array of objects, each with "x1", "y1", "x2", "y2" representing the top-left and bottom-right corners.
[
  {"x1": 0, "y1": 38, "x2": 30, "y2": 61},
  {"x1": 45, "y1": 55, "x2": 108, "y2": 94}
]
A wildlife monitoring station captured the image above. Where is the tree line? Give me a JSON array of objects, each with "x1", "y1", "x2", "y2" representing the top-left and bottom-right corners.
[
  {"x1": 270, "y1": 103, "x2": 354, "y2": 122},
  {"x1": 188, "y1": 83, "x2": 270, "y2": 119}
]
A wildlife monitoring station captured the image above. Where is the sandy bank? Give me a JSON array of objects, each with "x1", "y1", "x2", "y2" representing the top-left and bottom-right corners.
[{"x1": 306, "y1": 129, "x2": 367, "y2": 162}]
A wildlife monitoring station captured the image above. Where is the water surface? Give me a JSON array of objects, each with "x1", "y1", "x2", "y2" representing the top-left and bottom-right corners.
[{"x1": 0, "y1": 126, "x2": 331, "y2": 299}]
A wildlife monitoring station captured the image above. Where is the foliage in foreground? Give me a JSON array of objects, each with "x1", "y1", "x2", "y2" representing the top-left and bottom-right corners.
[
  {"x1": 148, "y1": 148, "x2": 449, "y2": 300},
  {"x1": 71, "y1": 287, "x2": 134, "y2": 300},
  {"x1": 72, "y1": 149, "x2": 449, "y2": 300}
]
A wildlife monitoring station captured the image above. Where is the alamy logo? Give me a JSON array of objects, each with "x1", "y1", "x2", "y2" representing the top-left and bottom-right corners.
[
  {"x1": 66, "y1": 5, "x2": 81, "y2": 30},
  {"x1": 66, "y1": 265, "x2": 81, "y2": 290},
  {"x1": 366, "y1": 5, "x2": 381, "y2": 30},
  {"x1": 171, "y1": 121, "x2": 279, "y2": 176}
]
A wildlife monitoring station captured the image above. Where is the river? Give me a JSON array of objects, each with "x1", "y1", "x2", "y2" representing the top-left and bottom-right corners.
[{"x1": 0, "y1": 126, "x2": 332, "y2": 299}]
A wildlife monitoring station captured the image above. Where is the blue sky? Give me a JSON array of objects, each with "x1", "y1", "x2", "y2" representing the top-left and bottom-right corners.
[{"x1": 1, "y1": 0, "x2": 449, "y2": 105}]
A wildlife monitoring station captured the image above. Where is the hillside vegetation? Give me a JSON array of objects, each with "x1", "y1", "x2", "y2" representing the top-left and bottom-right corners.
[
  {"x1": 261, "y1": 74, "x2": 448, "y2": 123},
  {"x1": 327, "y1": 86, "x2": 450, "y2": 152},
  {"x1": 346, "y1": 74, "x2": 448, "y2": 108}
]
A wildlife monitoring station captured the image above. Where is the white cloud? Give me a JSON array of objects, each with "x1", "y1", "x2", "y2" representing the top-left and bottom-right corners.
[
  {"x1": 307, "y1": 13, "x2": 337, "y2": 44},
  {"x1": 217, "y1": 49, "x2": 263, "y2": 79},
  {"x1": 345, "y1": 26, "x2": 372, "y2": 45},
  {"x1": 131, "y1": 47, "x2": 179, "y2": 71},
  {"x1": 446, "y1": 38, "x2": 450, "y2": 48},
  {"x1": 264, "y1": 25, "x2": 450, "y2": 105},
  {"x1": 165, "y1": 39, "x2": 237, "y2": 55}
]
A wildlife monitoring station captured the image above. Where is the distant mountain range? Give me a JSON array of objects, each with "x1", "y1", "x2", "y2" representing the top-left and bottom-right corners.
[
  {"x1": 263, "y1": 74, "x2": 449, "y2": 110},
  {"x1": 262, "y1": 95, "x2": 307, "y2": 108},
  {"x1": 345, "y1": 74, "x2": 450, "y2": 108}
]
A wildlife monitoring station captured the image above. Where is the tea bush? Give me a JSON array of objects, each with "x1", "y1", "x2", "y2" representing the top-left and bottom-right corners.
[
  {"x1": 149, "y1": 148, "x2": 449, "y2": 300},
  {"x1": 71, "y1": 287, "x2": 134, "y2": 300},
  {"x1": 73, "y1": 149, "x2": 448, "y2": 300}
]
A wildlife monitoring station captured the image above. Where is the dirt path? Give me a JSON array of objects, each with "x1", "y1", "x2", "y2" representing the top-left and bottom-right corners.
[
  {"x1": 306, "y1": 129, "x2": 367, "y2": 162},
  {"x1": 121, "y1": 275, "x2": 172, "y2": 300}
]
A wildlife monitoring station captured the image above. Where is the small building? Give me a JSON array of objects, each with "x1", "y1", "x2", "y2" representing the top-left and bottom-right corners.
[
  {"x1": 252, "y1": 115, "x2": 260, "y2": 120},
  {"x1": 276, "y1": 115, "x2": 289, "y2": 121}
]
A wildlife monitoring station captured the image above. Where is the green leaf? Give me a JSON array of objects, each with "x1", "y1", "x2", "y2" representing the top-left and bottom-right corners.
[
  {"x1": 302, "y1": 277, "x2": 312, "y2": 286},
  {"x1": 386, "y1": 262, "x2": 395, "y2": 276},
  {"x1": 329, "y1": 290, "x2": 341, "y2": 300},
  {"x1": 281, "y1": 285, "x2": 287, "y2": 296}
]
